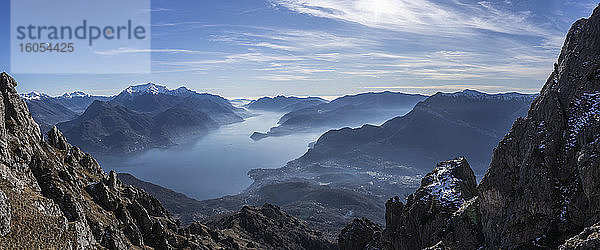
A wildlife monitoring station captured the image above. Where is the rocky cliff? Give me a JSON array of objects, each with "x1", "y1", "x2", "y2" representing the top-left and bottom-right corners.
[
  {"x1": 338, "y1": 4, "x2": 600, "y2": 250},
  {"x1": 0, "y1": 72, "x2": 334, "y2": 249},
  {"x1": 478, "y1": 4, "x2": 600, "y2": 248}
]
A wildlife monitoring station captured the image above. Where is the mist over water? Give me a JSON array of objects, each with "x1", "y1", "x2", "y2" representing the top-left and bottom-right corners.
[
  {"x1": 98, "y1": 108, "x2": 412, "y2": 201},
  {"x1": 98, "y1": 110, "x2": 323, "y2": 201}
]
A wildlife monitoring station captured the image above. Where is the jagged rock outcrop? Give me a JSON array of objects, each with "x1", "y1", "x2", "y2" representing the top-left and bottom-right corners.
[
  {"x1": 0, "y1": 72, "x2": 334, "y2": 249},
  {"x1": 203, "y1": 203, "x2": 336, "y2": 249},
  {"x1": 477, "y1": 4, "x2": 600, "y2": 249},
  {"x1": 338, "y1": 218, "x2": 382, "y2": 250},
  {"x1": 339, "y1": 157, "x2": 482, "y2": 249},
  {"x1": 379, "y1": 157, "x2": 481, "y2": 249}
]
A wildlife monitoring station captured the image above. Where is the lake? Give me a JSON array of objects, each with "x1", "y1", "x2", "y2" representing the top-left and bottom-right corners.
[{"x1": 98, "y1": 110, "x2": 324, "y2": 201}]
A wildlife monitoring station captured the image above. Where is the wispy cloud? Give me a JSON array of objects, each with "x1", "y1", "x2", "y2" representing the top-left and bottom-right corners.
[
  {"x1": 270, "y1": 0, "x2": 560, "y2": 39},
  {"x1": 255, "y1": 74, "x2": 312, "y2": 81},
  {"x1": 93, "y1": 48, "x2": 220, "y2": 56}
]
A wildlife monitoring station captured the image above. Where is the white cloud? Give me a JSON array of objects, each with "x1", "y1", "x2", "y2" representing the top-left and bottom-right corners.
[
  {"x1": 255, "y1": 74, "x2": 312, "y2": 81},
  {"x1": 270, "y1": 0, "x2": 561, "y2": 40}
]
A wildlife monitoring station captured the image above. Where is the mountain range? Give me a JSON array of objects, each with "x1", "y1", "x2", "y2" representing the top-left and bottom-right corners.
[
  {"x1": 20, "y1": 91, "x2": 112, "y2": 132},
  {"x1": 301, "y1": 89, "x2": 536, "y2": 175},
  {"x1": 0, "y1": 72, "x2": 335, "y2": 249},
  {"x1": 246, "y1": 95, "x2": 328, "y2": 112},
  {"x1": 21, "y1": 83, "x2": 251, "y2": 154},
  {"x1": 51, "y1": 83, "x2": 246, "y2": 154},
  {"x1": 16, "y1": 77, "x2": 537, "y2": 244},
  {"x1": 251, "y1": 91, "x2": 427, "y2": 139}
]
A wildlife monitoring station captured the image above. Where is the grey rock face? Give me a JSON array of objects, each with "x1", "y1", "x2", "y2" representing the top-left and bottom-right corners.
[
  {"x1": 478, "y1": 5, "x2": 600, "y2": 249},
  {"x1": 47, "y1": 126, "x2": 69, "y2": 150},
  {"x1": 338, "y1": 217, "x2": 382, "y2": 250},
  {"x1": 0, "y1": 189, "x2": 10, "y2": 236}
]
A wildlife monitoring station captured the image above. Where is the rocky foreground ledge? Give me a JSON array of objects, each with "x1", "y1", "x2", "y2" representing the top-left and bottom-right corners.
[{"x1": 0, "y1": 72, "x2": 334, "y2": 249}]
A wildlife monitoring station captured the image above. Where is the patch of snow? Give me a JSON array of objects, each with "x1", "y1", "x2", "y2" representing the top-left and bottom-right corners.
[
  {"x1": 532, "y1": 234, "x2": 547, "y2": 248},
  {"x1": 567, "y1": 92, "x2": 600, "y2": 148},
  {"x1": 537, "y1": 120, "x2": 547, "y2": 150},
  {"x1": 420, "y1": 158, "x2": 466, "y2": 208},
  {"x1": 124, "y1": 83, "x2": 168, "y2": 96},
  {"x1": 343, "y1": 210, "x2": 354, "y2": 218},
  {"x1": 365, "y1": 171, "x2": 377, "y2": 177},
  {"x1": 59, "y1": 91, "x2": 90, "y2": 98},
  {"x1": 122, "y1": 83, "x2": 197, "y2": 97},
  {"x1": 20, "y1": 91, "x2": 50, "y2": 100}
]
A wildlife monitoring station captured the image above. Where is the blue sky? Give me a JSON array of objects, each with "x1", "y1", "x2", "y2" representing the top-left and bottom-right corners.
[{"x1": 0, "y1": 0, "x2": 598, "y2": 99}]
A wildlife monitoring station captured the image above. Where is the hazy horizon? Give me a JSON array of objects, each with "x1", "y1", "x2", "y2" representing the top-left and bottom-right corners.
[{"x1": 16, "y1": 79, "x2": 541, "y2": 101}]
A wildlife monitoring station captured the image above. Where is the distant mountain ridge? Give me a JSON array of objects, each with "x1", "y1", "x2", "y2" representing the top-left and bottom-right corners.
[
  {"x1": 20, "y1": 91, "x2": 112, "y2": 132},
  {"x1": 252, "y1": 91, "x2": 427, "y2": 139},
  {"x1": 17, "y1": 83, "x2": 248, "y2": 154},
  {"x1": 120, "y1": 83, "x2": 203, "y2": 98},
  {"x1": 21, "y1": 91, "x2": 113, "y2": 114},
  {"x1": 246, "y1": 95, "x2": 328, "y2": 112},
  {"x1": 301, "y1": 89, "x2": 537, "y2": 174},
  {"x1": 54, "y1": 91, "x2": 113, "y2": 114},
  {"x1": 56, "y1": 83, "x2": 245, "y2": 154},
  {"x1": 20, "y1": 91, "x2": 50, "y2": 100}
]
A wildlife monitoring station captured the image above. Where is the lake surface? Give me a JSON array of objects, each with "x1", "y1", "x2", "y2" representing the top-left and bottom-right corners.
[
  {"x1": 98, "y1": 108, "x2": 414, "y2": 201},
  {"x1": 98, "y1": 110, "x2": 324, "y2": 201}
]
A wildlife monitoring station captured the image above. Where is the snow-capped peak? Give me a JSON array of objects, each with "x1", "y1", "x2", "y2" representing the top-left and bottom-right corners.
[
  {"x1": 121, "y1": 83, "x2": 196, "y2": 97},
  {"x1": 123, "y1": 83, "x2": 169, "y2": 96},
  {"x1": 60, "y1": 91, "x2": 90, "y2": 99},
  {"x1": 20, "y1": 91, "x2": 50, "y2": 100}
]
